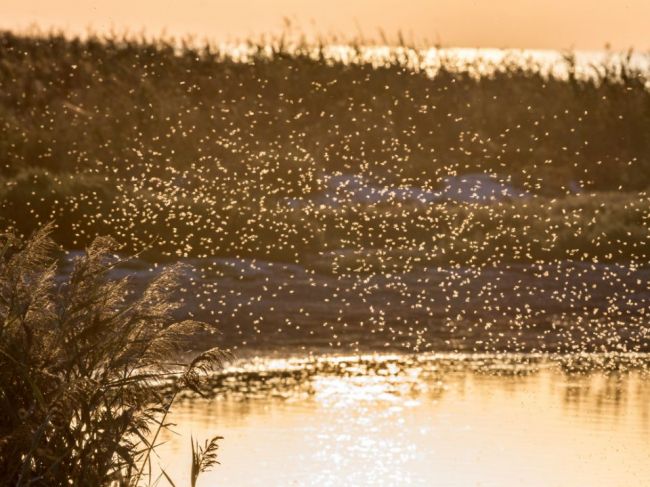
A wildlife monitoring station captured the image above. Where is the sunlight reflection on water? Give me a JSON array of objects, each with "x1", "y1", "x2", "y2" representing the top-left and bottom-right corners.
[
  {"x1": 215, "y1": 43, "x2": 650, "y2": 82},
  {"x1": 156, "y1": 354, "x2": 650, "y2": 487}
]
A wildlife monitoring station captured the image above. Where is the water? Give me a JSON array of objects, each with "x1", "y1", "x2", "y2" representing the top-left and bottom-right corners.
[{"x1": 155, "y1": 355, "x2": 650, "y2": 486}]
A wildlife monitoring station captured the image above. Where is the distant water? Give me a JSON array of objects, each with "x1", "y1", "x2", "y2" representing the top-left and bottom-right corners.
[
  {"x1": 64, "y1": 256, "x2": 650, "y2": 354},
  {"x1": 155, "y1": 354, "x2": 650, "y2": 486},
  {"x1": 219, "y1": 43, "x2": 650, "y2": 81}
]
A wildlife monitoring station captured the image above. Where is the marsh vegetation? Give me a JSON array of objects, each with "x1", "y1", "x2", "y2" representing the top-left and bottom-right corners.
[{"x1": 0, "y1": 31, "x2": 648, "y2": 265}]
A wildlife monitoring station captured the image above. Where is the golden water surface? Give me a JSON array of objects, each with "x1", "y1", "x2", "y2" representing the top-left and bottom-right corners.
[{"x1": 157, "y1": 357, "x2": 650, "y2": 486}]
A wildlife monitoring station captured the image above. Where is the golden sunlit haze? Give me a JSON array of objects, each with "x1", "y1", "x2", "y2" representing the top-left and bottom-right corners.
[{"x1": 2, "y1": 0, "x2": 649, "y2": 49}]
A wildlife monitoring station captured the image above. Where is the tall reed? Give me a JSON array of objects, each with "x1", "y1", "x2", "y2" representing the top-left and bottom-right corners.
[{"x1": 0, "y1": 224, "x2": 222, "y2": 485}]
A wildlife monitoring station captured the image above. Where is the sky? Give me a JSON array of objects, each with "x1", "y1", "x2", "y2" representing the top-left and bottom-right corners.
[{"x1": 2, "y1": 0, "x2": 648, "y2": 50}]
